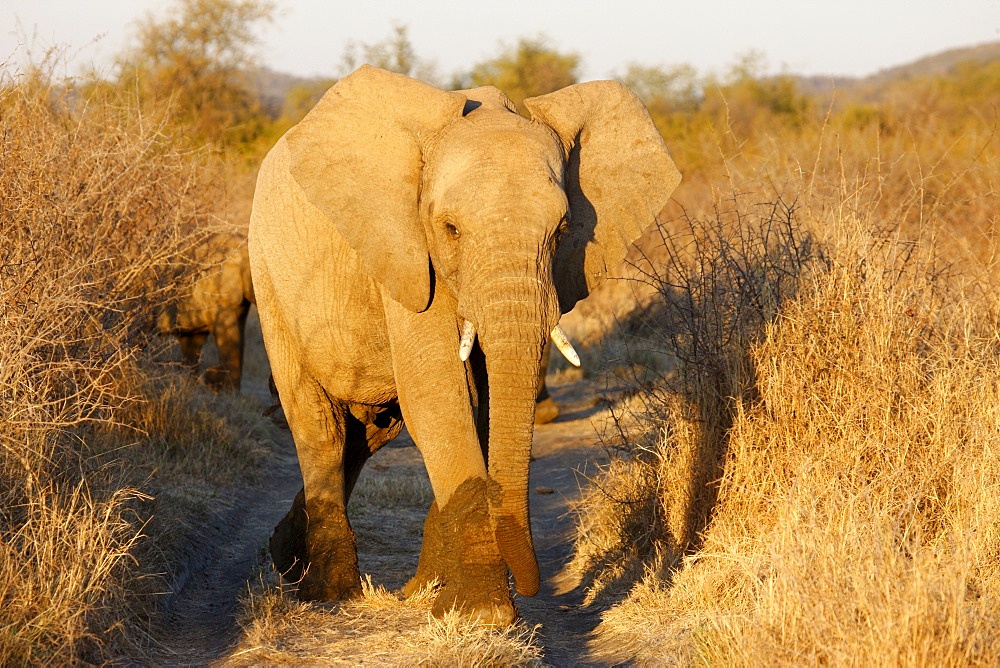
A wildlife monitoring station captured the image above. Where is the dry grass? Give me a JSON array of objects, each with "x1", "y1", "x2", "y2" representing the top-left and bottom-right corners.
[
  {"x1": 590, "y1": 217, "x2": 1000, "y2": 665},
  {"x1": 561, "y1": 188, "x2": 812, "y2": 606},
  {"x1": 5, "y1": 41, "x2": 999, "y2": 665},
  {"x1": 230, "y1": 577, "x2": 544, "y2": 667},
  {"x1": 0, "y1": 58, "x2": 276, "y2": 664},
  {"x1": 566, "y1": 97, "x2": 1000, "y2": 664}
]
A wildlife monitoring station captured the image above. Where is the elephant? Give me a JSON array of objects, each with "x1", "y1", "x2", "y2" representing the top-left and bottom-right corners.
[
  {"x1": 249, "y1": 65, "x2": 680, "y2": 625},
  {"x1": 157, "y1": 231, "x2": 256, "y2": 392}
]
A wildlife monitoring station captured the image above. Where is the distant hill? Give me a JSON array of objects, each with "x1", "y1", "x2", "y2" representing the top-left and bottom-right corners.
[
  {"x1": 250, "y1": 67, "x2": 316, "y2": 117},
  {"x1": 865, "y1": 41, "x2": 1000, "y2": 84},
  {"x1": 793, "y1": 40, "x2": 1000, "y2": 100}
]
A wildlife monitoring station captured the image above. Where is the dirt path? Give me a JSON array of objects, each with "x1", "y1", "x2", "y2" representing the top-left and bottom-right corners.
[
  {"x1": 508, "y1": 379, "x2": 614, "y2": 666},
  {"x1": 146, "y1": 392, "x2": 302, "y2": 665},
  {"x1": 149, "y1": 376, "x2": 614, "y2": 666}
]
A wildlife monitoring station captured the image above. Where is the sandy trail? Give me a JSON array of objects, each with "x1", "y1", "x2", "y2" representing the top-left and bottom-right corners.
[
  {"x1": 511, "y1": 380, "x2": 613, "y2": 666},
  {"x1": 145, "y1": 380, "x2": 302, "y2": 665},
  {"x1": 149, "y1": 377, "x2": 613, "y2": 666}
]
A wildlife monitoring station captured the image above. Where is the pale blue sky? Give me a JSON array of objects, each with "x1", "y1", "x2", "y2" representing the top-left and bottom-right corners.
[{"x1": 4, "y1": 0, "x2": 1000, "y2": 81}]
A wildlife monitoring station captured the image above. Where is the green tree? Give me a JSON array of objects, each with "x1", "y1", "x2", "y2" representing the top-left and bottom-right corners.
[
  {"x1": 619, "y1": 62, "x2": 701, "y2": 114},
  {"x1": 280, "y1": 78, "x2": 336, "y2": 125},
  {"x1": 617, "y1": 62, "x2": 706, "y2": 153},
  {"x1": 462, "y1": 36, "x2": 580, "y2": 113},
  {"x1": 116, "y1": 0, "x2": 275, "y2": 147}
]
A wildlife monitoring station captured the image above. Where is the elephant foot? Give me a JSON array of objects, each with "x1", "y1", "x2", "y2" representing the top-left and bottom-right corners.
[
  {"x1": 422, "y1": 477, "x2": 517, "y2": 625},
  {"x1": 202, "y1": 365, "x2": 238, "y2": 392},
  {"x1": 270, "y1": 488, "x2": 362, "y2": 601},
  {"x1": 298, "y1": 569, "x2": 363, "y2": 602},
  {"x1": 430, "y1": 544, "x2": 516, "y2": 626},
  {"x1": 534, "y1": 396, "x2": 560, "y2": 425},
  {"x1": 270, "y1": 488, "x2": 307, "y2": 582},
  {"x1": 296, "y1": 533, "x2": 363, "y2": 602}
]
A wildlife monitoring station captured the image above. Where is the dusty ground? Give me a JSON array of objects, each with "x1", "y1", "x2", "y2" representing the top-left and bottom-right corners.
[
  {"x1": 508, "y1": 379, "x2": 615, "y2": 666},
  {"x1": 147, "y1": 349, "x2": 617, "y2": 665}
]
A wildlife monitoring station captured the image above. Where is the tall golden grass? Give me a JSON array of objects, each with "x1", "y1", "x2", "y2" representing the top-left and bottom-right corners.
[
  {"x1": 567, "y1": 67, "x2": 1000, "y2": 664},
  {"x1": 0, "y1": 61, "x2": 274, "y2": 664}
]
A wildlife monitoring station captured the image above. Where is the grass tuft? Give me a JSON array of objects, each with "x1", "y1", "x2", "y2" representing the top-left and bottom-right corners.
[{"x1": 231, "y1": 570, "x2": 545, "y2": 666}]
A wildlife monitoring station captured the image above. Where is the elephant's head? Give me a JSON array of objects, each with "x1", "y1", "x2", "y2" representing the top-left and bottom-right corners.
[{"x1": 285, "y1": 66, "x2": 680, "y2": 597}]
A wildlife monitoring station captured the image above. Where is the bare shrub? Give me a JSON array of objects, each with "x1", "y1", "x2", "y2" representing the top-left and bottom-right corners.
[
  {"x1": 593, "y1": 209, "x2": 1000, "y2": 664},
  {"x1": 0, "y1": 59, "x2": 229, "y2": 662},
  {"x1": 565, "y1": 189, "x2": 813, "y2": 603}
]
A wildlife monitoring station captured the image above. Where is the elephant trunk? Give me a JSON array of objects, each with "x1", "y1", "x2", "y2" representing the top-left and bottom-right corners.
[{"x1": 474, "y1": 267, "x2": 559, "y2": 598}]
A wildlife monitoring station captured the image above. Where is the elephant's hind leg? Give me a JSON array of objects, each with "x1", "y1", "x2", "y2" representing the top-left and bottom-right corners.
[
  {"x1": 270, "y1": 487, "x2": 307, "y2": 582},
  {"x1": 207, "y1": 302, "x2": 250, "y2": 392},
  {"x1": 345, "y1": 401, "x2": 404, "y2": 499},
  {"x1": 176, "y1": 331, "x2": 208, "y2": 373}
]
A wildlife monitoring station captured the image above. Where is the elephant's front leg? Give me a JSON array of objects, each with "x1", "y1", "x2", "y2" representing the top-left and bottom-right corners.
[
  {"x1": 279, "y1": 388, "x2": 362, "y2": 601},
  {"x1": 271, "y1": 404, "x2": 401, "y2": 586},
  {"x1": 382, "y1": 291, "x2": 515, "y2": 625}
]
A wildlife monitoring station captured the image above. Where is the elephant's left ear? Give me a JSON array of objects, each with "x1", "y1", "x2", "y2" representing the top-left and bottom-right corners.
[
  {"x1": 285, "y1": 66, "x2": 467, "y2": 313},
  {"x1": 524, "y1": 81, "x2": 681, "y2": 313}
]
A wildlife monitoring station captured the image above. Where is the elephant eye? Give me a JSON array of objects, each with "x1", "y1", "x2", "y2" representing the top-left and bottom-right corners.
[{"x1": 444, "y1": 222, "x2": 461, "y2": 240}]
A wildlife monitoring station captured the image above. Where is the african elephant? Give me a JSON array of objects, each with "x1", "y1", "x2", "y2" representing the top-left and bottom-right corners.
[
  {"x1": 249, "y1": 66, "x2": 680, "y2": 624},
  {"x1": 157, "y1": 231, "x2": 256, "y2": 392}
]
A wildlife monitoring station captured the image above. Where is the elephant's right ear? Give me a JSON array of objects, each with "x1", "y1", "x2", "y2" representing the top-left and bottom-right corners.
[
  {"x1": 525, "y1": 81, "x2": 680, "y2": 314},
  {"x1": 286, "y1": 66, "x2": 467, "y2": 312}
]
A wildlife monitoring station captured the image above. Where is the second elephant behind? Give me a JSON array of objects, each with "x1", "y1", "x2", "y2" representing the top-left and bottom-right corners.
[{"x1": 157, "y1": 231, "x2": 256, "y2": 392}]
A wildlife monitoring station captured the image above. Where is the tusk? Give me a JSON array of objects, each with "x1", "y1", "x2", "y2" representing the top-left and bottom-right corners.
[
  {"x1": 458, "y1": 320, "x2": 477, "y2": 362},
  {"x1": 550, "y1": 325, "x2": 581, "y2": 367}
]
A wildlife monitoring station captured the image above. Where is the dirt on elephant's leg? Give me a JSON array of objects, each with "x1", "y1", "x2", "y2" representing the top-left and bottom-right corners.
[
  {"x1": 270, "y1": 487, "x2": 307, "y2": 582},
  {"x1": 269, "y1": 487, "x2": 363, "y2": 601},
  {"x1": 427, "y1": 477, "x2": 515, "y2": 626},
  {"x1": 403, "y1": 501, "x2": 444, "y2": 597}
]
